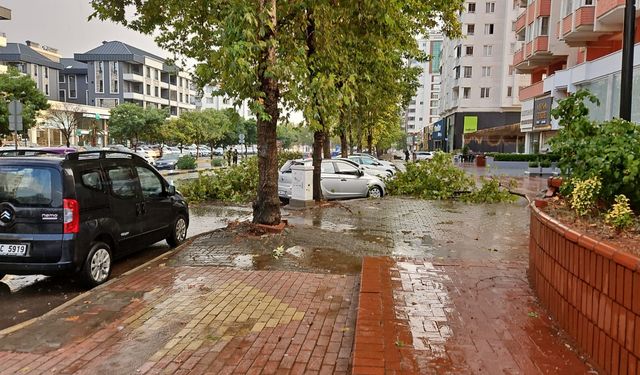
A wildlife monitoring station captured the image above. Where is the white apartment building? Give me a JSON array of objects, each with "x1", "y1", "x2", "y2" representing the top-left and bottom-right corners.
[
  {"x1": 196, "y1": 85, "x2": 252, "y2": 119},
  {"x1": 404, "y1": 34, "x2": 443, "y2": 144},
  {"x1": 437, "y1": 0, "x2": 530, "y2": 152}
]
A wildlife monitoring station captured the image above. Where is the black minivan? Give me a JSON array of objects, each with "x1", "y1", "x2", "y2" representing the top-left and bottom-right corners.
[{"x1": 0, "y1": 150, "x2": 189, "y2": 286}]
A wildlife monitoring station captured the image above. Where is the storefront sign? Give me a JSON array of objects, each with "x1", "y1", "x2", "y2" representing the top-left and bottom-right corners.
[
  {"x1": 432, "y1": 120, "x2": 444, "y2": 140},
  {"x1": 533, "y1": 97, "x2": 553, "y2": 129},
  {"x1": 463, "y1": 116, "x2": 478, "y2": 134}
]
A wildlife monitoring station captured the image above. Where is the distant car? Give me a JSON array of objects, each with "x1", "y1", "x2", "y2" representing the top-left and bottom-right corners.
[
  {"x1": 154, "y1": 153, "x2": 181, "y2": 170},
  {"x1": 279, "y1": 158, "x2": 385, "y2": 200},
  {"x1": 350, "y1": 153, "x2": 397, "y2": 173},
  {"x1": 346, "y1": 156, "x2": 394, "y2": 177},
  {"x1": 415, "y1": 151, "x2": 435, "y2": 161}
]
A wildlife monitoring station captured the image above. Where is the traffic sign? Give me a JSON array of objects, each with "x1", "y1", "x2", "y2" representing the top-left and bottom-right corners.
[
  {"x1": 9, "y1": 100, "x2": 22, "y2": 116},
  {"x1": 238, "y1": 133, "x2": 245, "y2": 144},
  {"x1": 8, "y1": 100, "x2": 23, "y2": 132}
]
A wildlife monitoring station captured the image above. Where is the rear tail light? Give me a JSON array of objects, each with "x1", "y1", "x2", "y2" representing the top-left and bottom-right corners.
[{"x1": 63, "y1": 199, "x2": 79, "y2": 234}]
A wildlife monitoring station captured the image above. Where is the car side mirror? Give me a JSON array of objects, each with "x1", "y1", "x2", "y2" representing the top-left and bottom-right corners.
[
  {"x1": 358, "y1": 169, "x2": 364, "y2": 177},
  {"x1": 167, "y1": 184, "x2": 176, "y2": 196}
]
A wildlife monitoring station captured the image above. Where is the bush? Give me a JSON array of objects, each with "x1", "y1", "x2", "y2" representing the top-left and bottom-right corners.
[
  {"x1": 179, "y1": 157, "x2": 258, "y2": 203},
  {"x1": 540, "y1": 160, "x2": 552, "y2": 168},
  {"x1": 211, "y1": 158, "x2": 224, "y2": 167},
  {"x1": 605, "y1": 195, "x2": 635, "y2": 231},
  {"x1": 278, "y1": 150, "x2": 303, "y2": 168},
  {"x1": 461, "y1": 177, "x2": 518, "y2": 204},
  {"x1": 528, "y1": 161, "x2": 539, "y2": 168},
  {"x1": 570, "y1": 177, "x2": 602, "y2": 217},
  {"x1": 176, "y1": 155, "x2": 197, "y2": 170},
  {"x1": 550, "y1": 89, "x2": 640, "y2": 210}
]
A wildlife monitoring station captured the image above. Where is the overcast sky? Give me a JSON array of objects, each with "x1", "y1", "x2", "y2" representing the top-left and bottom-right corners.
[{"x1": 2, "y1": 0, "x2": 168, "y2": 58}]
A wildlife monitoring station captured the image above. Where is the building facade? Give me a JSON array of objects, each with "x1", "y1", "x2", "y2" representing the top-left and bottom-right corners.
[
  {"x1": 0, "y1": 5, "x2": 10, "y2": 73},
  {"x1": 75, "y1": 41, "x2": 196, "y2": 116},
  {"x1": 515, "y1": 0, "x2": 640, "y2": 153},
  {"x1": 196, "y1": 85, "x2": 253, "y2": 119},
  {"x1": 438, "y1": 0, "x2": 530, "y2": 152},
  {"x1": 0, "y1": 41, "x2": 62, "y2": 101},
  {"x1": 59, "y1": 58, "x2": 89, "y2": 105},
  {"x1": 404, "y1": 34, "x2": 444, "y2": 151}
]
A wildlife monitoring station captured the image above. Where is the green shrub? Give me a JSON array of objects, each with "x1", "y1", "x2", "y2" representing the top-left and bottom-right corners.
[
  {"x1": 278, "y1": 151, "x2": 303, "y2": 168},
  {"x1": 605, "y1": 194, "x2": 635, "y2": 231},
  {"x1": 540, "y1": 160, "x2": 552, "y2": 168},
  {"x1": 211, "y1": 158, "x2": 224, "y2": 167},
  {"x1": 461, "y1": 177, "x2": 518, "y2": 204},
  {"x1": 570, "y1": 177, "x2": 602, "y2": 217},
  {"x1": 550, "y1": 89, "x2": 640, "y2": 210},
  {"x1": 179, "y1": 157, "x2": 258, "y2": 203},
  {"x1": 528, "y1": 161, "x2": 539, "y2": 168},
  {"x1": 176, "y1": 155, "x2": 197, "y2": 170}
]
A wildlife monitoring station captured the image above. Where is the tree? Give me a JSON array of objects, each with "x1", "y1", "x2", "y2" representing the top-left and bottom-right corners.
[
  {"x1": 109, "y1": 103, "x2": 167, "y2": 149},
  {"x1": 0, "y1": 67, "x2": 50, "y2": 143},
  {"x1": 45, "y1": 102, "x2": 82, "y2": 147}
]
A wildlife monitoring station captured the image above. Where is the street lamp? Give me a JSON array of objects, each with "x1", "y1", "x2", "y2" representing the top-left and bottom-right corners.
[{"x1": 619, "y1": 0, "x2": 636, "y2": 121}]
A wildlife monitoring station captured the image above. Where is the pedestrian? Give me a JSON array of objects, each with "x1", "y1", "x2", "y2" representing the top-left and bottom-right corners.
[
  {"x1": 404, "y1": 149, "x2": 410, "y2": 162},
  {"x1": 226, "y1": 148, "x2": 233, "y2": 167},
  {"x1": 232, "y1": 148, "x2": 238, "y2": 165}
]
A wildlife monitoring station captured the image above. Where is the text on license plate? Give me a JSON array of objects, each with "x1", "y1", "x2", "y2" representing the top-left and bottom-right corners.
[{"x1": 0, "y1": 243, "x2": 28, "y2": 256}]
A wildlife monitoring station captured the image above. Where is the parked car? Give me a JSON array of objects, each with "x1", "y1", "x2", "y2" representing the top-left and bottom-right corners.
[
  {"x1": 154, "y1": 153, "x2": 181, "y2": 170},
  {"x1": 0, "y1": 150, "x2": 189, "y2": 286},
  {"x1": 350, "y1": 153, "x2": 397, "y2": 173},
  {"x1": 415, "y1": 151, "x2": 435, "y2": 161},
  {"x1": 346, "y1": 156, "x2": 393, "y2": 178},
  {"x1": 278, "y1": 158, "x2": 385, "y2": 200}
]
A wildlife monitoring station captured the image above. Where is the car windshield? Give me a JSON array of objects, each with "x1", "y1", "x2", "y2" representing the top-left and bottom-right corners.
[{"x1": 0, "y1": 166, "x2": 58, "y2": 207}]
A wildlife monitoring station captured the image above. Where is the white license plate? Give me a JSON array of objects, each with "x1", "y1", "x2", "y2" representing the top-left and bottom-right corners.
[{"x1": 0, "y1": 243, "x2": 29, "y2": 256}]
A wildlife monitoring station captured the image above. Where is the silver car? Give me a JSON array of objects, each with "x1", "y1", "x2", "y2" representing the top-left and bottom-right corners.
[
  {"x1": 349, "y1": 153, "x2": 397, "y2": 175},
  {"x1": 346, "y1": 156, "x2": 393, "y2": 178},
  {"x1": 279, "y1": 159, "x2": 386, "y2": 200}
]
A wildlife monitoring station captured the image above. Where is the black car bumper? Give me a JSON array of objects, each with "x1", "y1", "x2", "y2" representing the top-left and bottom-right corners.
[{"x1": 0, "y1": 261, "x2": 75, "y2": 275}]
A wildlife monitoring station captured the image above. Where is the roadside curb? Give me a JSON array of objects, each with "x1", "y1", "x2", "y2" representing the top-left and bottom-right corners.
[{"x1": 0, "y1": 231, "x2": 213, "y2": 337}]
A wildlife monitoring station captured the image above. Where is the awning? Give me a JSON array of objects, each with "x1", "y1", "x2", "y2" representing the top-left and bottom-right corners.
[{"x1": 465, "y1": 123, "x2": 523, "y2": 137}]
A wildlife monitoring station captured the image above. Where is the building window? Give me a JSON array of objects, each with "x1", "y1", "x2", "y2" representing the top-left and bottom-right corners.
[
  {"x1": 155, "y1": 69, "x2": 159, "y2": 80},
  {"x1": 484, "y1": 24, "x2": 495, "y2": 35},
  {"x1": 95, "y1": 61, "x2": 104, "y2": 93},
  {"x1": 468, "y1": 2, "x2": 476, "y2": 12},
  {"x1": 483, "y1": 45, "x2": 493, "y2": 56},
  {"x1": 454, "y1": 66, "x2": 461, "y2": 79},
  {"x1": 44, "y1": 67, "x2": 49, "y2": 79},
  {"x1": 59, "y1": 74, "x2": 65, "y2": 83},
  {"x1": 482, "y1": 66, "x2": 491, "y2": 77},
  {"x1": 146, "y1": 84, "x2": 151, "y2": 95},
  {"x1": 466, "y1": 24, "x2": 475, "y2": 35},
  {"x1": 465, "y1": 46, "x2": 474, "y2": 56},
  {"x1": 45, "y1": 84, "x2": 49, "y2": 96},
  {"x1": 69, "y1": 75, "x2": 77, "y2": 98},
  {"x1": 110, "y1": 62, "x2": 119, "y2": 94},
  {"x1": 408, "y1": 108, "x2": 416, "y2": 113},
  {"x1": 430, "y1": 108, "x2": 438, "y2": 115},
  {"x1": 431, "y1": 92, "x2": 439, "y2": 99},
  {"x1": 507, "y1": 86, "x2": 513, "y2": 97},
  {"x1": 430, "y1": 100, "x2": 439, "y2": 107},
  {"x1": 97, "y1": 98, "x2": 119, "y2": 109},
  {"x1": 481, "y1": 87, "x2": 490, "y2": 98},
  {"x1": 33, "y1": 64, "x2": 38, "y2": 77},
  {"x1": 179, "y1": 93, "x2": 183, "y2": 102},
  {"x1": 408, "y1": 117, "x2": 415, "y2": 121},
  {"x1": 463, "y1": 87, "x2": 471, "y2": 99},
  {"x1": 146, "y1": 66, "x2": 151, "y2": 78},
  {"x1": 486, "y1": 2, "x2": 495, "y2": 13},
  {"x1": 538, "y1": 17, "x2": 549, "y2": 36},
  {"x1": 463, "y1": 66, "x2": 472, "y2": 78},
  {"x1": 155, "y1": 86, "x2": 159, "y2": 97},
  {"x1": 59, "y1": 90, "x2": 66, "y2": 101}
]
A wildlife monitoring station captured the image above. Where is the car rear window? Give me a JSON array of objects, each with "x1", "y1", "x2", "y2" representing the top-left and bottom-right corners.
[{"x1": 0, "y1": 166, "x2": 58, "y2": 207}]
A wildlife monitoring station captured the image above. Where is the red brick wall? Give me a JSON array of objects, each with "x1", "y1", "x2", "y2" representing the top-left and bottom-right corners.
[{"x1": 529, "y1": 206, "x2": 640, "y2": 374}]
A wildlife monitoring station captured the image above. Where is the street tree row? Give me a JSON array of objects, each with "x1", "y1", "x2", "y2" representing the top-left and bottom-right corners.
[{"x1": 91, "y1": 0, "x2": 464, "y2": 225}]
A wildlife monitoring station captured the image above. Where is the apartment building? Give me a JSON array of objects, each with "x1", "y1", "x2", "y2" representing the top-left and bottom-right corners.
[
  {"x1": 0, "y1": 41, "x2": 62, "y2": 101},
  {"x1": 515, "y1": 0, "x2": 640, "y2": 153},
  {"x1": 0, "y1": 5, "x2": 10, "y2": 73},
  {"x1": 404, "y1": 34, "x2": 444, "y2": 150},
  {"x1": 197, "y1": 85, "x2": 253, "y2": 119},
  {"x1": 59, "y1": 58, "x2": 89, "y2": 105},
  {"x1": 74, "y1": 41, "x2": 196, "y2": 116},
  {"x1": 438, "y1": 0, "x2": 530, "y2": 152}
]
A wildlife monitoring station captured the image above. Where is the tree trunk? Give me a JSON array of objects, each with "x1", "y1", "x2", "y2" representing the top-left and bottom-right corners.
[
  {"x1": 340, "y1": 129, "x2": 348, "y2": 157},
  {"x1": 252, "y1": 0, "x2": 281, "y2": 225},
  {"x1": 348, "y1": 122, "x2": 353, "y2": 155},
  {"x1": 312, "y1": 130, "x2": 324, "y2": 201},
  {"x1": 323, "y1": 131, "x2": 331, "y2": 159},
  {"x1": 367, "y1": 130, "x2": 373, "y2": 154}
]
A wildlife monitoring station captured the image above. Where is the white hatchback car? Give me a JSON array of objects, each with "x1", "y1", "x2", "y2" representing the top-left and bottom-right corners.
[{"x1": 415, "y1": 151, "x2": 435, "y2": 161}]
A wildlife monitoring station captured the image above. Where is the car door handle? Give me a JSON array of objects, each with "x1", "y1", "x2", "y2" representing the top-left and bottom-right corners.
[
  {"x1": 140, "y1": 202, "x2": 146, "y2": 215},
  {"x1": 340, "y1": 178, "x2": 347, "y2": 182}
]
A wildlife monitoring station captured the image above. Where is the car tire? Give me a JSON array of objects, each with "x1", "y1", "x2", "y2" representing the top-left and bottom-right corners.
[
  {"x1": 167, "y1": 215, "x2": 188, "y2": 248},
  {"x1": 81, "y1": 242, "x2": 112, "y2": 287},
  {"x1": 368, "y1": 185, "x2": 383, "y2": 198}
]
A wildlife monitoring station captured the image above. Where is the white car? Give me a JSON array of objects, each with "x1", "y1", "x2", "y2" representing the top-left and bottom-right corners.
[
  {"x1": 349, "y1": 154, "x2": 396, "y2": 175},
  {"x1": 415, "y1": 151, "x2": 435, "y2": 161},
  {"x1": 344, "y1": 156, "x2": 392, "y2": 178},
  {"x1": 279, "y1": 159, "x2": 386, "y2": 200}
]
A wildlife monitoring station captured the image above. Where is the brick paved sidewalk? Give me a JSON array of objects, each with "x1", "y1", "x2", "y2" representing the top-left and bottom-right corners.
[
  {"x1": 0, "y1": 263, "x2": 358, "y2": 374},
  {"x1": 353, "y1": 257, "x2": 595, "y2": 374}
]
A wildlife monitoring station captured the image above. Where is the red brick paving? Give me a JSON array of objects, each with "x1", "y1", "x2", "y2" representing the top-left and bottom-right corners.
[
  {"x1": 0, "y1": 266, "x2": 358, "y2": 374},
  {"x1": 353, "y1": 256, "x2": 596, "y2": 374}
]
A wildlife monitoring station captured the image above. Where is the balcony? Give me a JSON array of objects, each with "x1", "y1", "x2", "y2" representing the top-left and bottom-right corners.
[
  {"x1": 535, "y1": 0, "x2": 551, "y2": 17},
  {"x1": 519, "y1": 80, "x2": 545, "y2": 101},
  {"x1": 561, "y1": 6, "x2": 603, "y2": 46},
  {"x1": 514, "y1": 36, "x2": 563, "y2": 72},
  {"x1": 123, "y1": 92, "x2": 144, "y2": 101},
  {"x1": 515, "y1": 12, "x2": 527, "y2": 33},
  {"x1": 596, "y1": 0, "x2": 640, "y2": 30},
  {"x1": 123, "y1": 73, "x2": 144, "y2": 83}
]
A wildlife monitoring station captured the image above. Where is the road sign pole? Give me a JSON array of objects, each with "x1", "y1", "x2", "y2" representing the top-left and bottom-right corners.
[{"x1": 13, "y1": 113, "x2": 18, "y2": 151}]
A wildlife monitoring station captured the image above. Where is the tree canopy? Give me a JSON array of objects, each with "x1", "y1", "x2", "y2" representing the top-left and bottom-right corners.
[{"x1": 0, "y1": 67, "x2": 50, "y2": 139}]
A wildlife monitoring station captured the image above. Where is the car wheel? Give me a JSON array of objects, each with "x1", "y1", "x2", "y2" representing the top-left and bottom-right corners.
[
  {"x1": 368, "y1": 185, "x2": 383, "y2": 198},
  {"x1": 167, "y1": 215, "x2": 188, "y2": 248},
  {"x1": 82, "y1": 242, "x2": 112, "y2": 287}
]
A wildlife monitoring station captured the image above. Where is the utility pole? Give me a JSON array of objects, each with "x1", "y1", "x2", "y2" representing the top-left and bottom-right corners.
[{"x1": 619, "y1": 0, "x2": 636, "y2": 121}]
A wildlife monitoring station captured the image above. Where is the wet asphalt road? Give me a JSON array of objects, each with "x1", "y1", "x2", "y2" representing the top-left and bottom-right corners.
[{"x1": 0, "y1": 204, "x2": 252, "y2": 331}]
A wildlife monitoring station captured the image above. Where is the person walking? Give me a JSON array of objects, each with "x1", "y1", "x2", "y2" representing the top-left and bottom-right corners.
[
  {"x1": 232, "y1": 148, "x2": 238, "y2": 165},
  {"x1": 404, "y1": 149, "x2": 410, "y2": 162},
  {"x1": 226, "y1": 148, "x2": 233, "y2": 167}
]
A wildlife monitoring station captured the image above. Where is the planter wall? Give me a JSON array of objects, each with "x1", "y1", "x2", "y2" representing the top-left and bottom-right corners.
[{"x1": 529, "y1": 205, "x2": 640, "y2": 374}]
